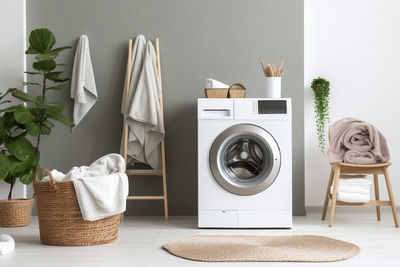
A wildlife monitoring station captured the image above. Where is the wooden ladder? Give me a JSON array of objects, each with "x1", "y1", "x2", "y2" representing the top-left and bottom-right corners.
[{"x1": 122, "y1": 38, "x2": 168, "y2": 220}]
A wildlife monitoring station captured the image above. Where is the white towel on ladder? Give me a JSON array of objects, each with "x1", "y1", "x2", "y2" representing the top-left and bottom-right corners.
[
  {"x1": 121, "y1": 35, "x2": 146, "y2": 115},
  {"x1": 70, "y1": 34, "x2": 98, "y2": 128},
  {"x1": 121, "y1": 36, "x2": 164, "y2": 170}
]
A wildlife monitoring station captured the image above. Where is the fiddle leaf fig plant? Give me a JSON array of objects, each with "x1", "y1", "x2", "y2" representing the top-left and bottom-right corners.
[
  {"x1": 311, "y1": 77, "x2": 330, "y2": 154},
  {"x1": 0, "y1": 28, "x2": 74, "y2": 200}
]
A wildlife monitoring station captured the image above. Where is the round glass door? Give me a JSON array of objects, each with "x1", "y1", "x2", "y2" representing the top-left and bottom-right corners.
[{"x1": 209, "y1": 124, "x2": 281, "y2": 195}]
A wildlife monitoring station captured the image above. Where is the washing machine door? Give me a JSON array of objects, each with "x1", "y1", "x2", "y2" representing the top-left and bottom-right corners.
[{"x1": 209, "y1": 124, "x2": 281, "y2": 196}]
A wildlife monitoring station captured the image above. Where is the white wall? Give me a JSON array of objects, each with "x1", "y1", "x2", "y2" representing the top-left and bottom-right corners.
[
  {"x1": 305, "y1": 0, "x2": 400, "y2": 206},
  {"x1": 0, "y1": 0, "x2": 26, "y2": 199}
]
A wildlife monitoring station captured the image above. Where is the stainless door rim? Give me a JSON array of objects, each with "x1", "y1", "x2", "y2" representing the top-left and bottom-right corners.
[{"x1": 209, "y1": 124, "x2": 281, "y2": 195}]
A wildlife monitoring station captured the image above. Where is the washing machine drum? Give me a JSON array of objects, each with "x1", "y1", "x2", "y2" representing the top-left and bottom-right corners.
[{"x1": 209, "y1": 124, "x2": 281, "y2": 196}]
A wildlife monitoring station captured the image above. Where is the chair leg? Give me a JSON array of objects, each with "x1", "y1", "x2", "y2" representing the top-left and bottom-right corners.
[
  {"x1": 322, "y1": 167, "x2": 334, "y2": 220},
  {"x1": 162, "y1": 172, "x2": 168, "y2": 221},
  {"x1": 160, "y1": 139, "x2": 168, "y2": 221},
  {"x1": 383, "y1": 167, "x2": 399, "y2": 228},
  {"x1": 329, "y1": 166, "x2": 341, "y2": 227},
  {"x1": 373, "y1": 174, "x2": 381, "y2": 221}
]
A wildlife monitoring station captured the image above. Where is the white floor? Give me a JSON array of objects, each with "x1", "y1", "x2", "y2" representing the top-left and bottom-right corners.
[{"x1": 1, "y1": 210, "x2": 400, "y2": 267}]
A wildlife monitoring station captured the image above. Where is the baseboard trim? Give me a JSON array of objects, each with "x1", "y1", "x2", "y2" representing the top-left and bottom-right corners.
[{"x1": 293, "y1": 208, "x2": 307, "y2": 216}]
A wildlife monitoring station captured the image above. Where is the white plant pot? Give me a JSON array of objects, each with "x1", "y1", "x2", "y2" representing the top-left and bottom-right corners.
[{"x1": 265, "y1": 77, "x2": 281, "y2": 98}]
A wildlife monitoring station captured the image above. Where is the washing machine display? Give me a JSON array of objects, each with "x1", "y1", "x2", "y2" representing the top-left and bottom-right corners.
[{"x1": 209, "y1": 124, "x2": 281, "y2": 196}]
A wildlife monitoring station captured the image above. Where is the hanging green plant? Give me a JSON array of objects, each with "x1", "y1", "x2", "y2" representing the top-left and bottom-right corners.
[{"x1": 311, "y1": 77, "x2": 330, "y2": 154}]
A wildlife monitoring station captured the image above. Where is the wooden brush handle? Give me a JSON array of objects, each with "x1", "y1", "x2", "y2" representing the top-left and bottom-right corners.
[
  {"x1": 276, "y1": 61, "x2": 284, "y2": 77},
  {"x1": 266, "y1": 64, "x2": 274, "y2": 77},
  {"x1": 260, "y1": 60, "x2": 267, "y2": 76}
]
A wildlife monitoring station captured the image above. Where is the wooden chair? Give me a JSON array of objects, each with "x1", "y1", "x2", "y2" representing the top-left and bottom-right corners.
[{"x1": 322, "y1": 161, "x2": 399, "y2": 227}]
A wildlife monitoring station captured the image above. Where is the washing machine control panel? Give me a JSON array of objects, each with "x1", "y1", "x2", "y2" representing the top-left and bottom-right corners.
[
  {"x1": 256, "y1": 100, "x2": 287, "y2": 114},
  {"x1": 198, "y1": 98, "x2": 291, "y2": 121},
  {"x1": 245, "y1": 99, "x2": 291, "y2": 120}
]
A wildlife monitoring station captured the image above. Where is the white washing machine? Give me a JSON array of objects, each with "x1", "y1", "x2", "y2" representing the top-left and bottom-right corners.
[{"x1": 198, "y1": 98, "x2": 292, "y2": 228}]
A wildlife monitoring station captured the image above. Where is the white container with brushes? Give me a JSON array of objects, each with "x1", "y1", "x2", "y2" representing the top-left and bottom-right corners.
[
  {"x1": 265, "y1": 77, "x2": 281, "y2": 98},
  {"x1": 261, "y1": 60, "x2": 284, "y2": 98}
]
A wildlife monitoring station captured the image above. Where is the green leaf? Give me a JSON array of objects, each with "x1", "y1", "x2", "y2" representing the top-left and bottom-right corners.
[
  {"x1": 8, "y1": 153, "x2": 38, "y2": 181},
  {"x1": 45, "y1": 71, "x2": 69, "y2": 82},
  {"x1": 11, "y1": 90, "x2": 33, "y2": 102},
  {"x1": 1, "y1": 106, "x2": 19, "y2": 113},
  {"x1": 45, "y1": 83, "x2": 67, "y2": 91},
  {"x1": 8, "y1": 158, "x2": 26, "y2": 176},
  {"x1": 45, "y1": 102, "x2": 65, "y2": 113},
  {"x1": 24, "y1": 71, "x2": 41, "y2": 75},
  {"x1": 25, "y1": 46, "x2": 39, "y2": 54},
  {"x1": 0, "y1": 152, "x2": 12, "y2": 180},
  {"x1": 5, "y1": 135, "x2": 36, "y2": 162},
  {"x1": 33, "y1": 96, "x2": 45, "y2": 105},
  {"x1": 13, "y1": 106, "x2": 34, "y2": 124},
  {"x1": 26, "y1": 122, "x2": 40, "y2": 136},
  {"x1": 27, "y1": 107, "x2": 41, "y2": 118},
  {"x1": 28, "y1": 28, "x2": 56, "y2": 54},
  {"x1": 33, "y1": 59, "x2": 56, "y2": 72},
  {"x1": 2, "y1": 112, "x2": 17, "y2": 129},
  {"x1": 0, "y1": 88, "x2": 17, "y2": 101},
  {"x1": 35, "y1": 164, "x2": 44, "y2": 181},
  {"x1": 0, "y1": 100, "x2": 11, "y2": 105},
  {"x1": 43, "y1": 121, "x2": 55, "y2": 129},
  {"x1": 40, "y1": 124, "x2": 51, "y2": 135},
  {"x1": 46, "y1": 108, "x2": 74, "y2": 127},
  {"x1": 51, "y1": 46, "x2": 71, "y2": 53},
  {"x1": 23, "y1": 82, "x2": 42, "y2": 87},
  {"x1": 34, "y1": 50, "x2": 59, "y2": 61},
  {"x1": 20, "y1": 168, "x2": 35, "y2": 185}
]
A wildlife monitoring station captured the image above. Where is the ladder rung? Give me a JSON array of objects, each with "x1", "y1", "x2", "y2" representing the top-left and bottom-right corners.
[
  {"x1": 127, "y1": 196, "x2": 165, "y2": 200},
  {"x1": 126, "y1": 169, "x2": 163, "y2": 176}
]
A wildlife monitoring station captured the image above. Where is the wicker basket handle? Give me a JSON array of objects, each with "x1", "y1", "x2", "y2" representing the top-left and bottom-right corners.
[
  {"x1": 34, "y1": 168, "x2": 58, "y2": 192},
  {"x1": 228, "y1": 83, "x2": 246, "y2": 90}
]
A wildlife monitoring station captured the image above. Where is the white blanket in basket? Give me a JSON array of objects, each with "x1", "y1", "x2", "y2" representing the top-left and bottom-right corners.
[{"x1": 44, "y1": 154, "x2": 129, "y2": 221}]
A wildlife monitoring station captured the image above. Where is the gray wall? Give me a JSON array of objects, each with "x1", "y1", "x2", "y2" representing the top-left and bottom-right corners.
[{"x1": 27, "y1": 0, "x2": 305, "y2": 215}]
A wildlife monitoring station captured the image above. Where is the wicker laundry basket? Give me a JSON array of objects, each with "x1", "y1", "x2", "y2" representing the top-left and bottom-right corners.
[
  {"x1": 33, "y1": 168, "x2": 123, "y2": 246},
  {"x1": 204, "y1": 88, "x2": 229, "y2": 98},
  {"x1": 228, "y1": 83, "x2": 246, "y2": 98},
  {"x1": 204, "y1": 83, "x2": 246, "y2": 98}
]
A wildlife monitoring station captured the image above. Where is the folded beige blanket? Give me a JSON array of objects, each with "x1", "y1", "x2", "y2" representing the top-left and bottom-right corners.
[
  {"x1": 344, "y1": 150, "x2": 375, "y2": 164},
  {"x1": 328, "y1": 118, "x2": 390, "y2": 164}
]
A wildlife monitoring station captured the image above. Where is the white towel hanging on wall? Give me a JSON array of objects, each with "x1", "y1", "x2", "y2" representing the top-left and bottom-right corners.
[{"x1": 70, "y1": 34, "x2": 98, "y2": 128}]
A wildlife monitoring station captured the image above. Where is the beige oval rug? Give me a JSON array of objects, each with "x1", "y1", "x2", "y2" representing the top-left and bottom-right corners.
[{"x1": 163, "y1": 235, "x2": 360, "y2": 262}]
